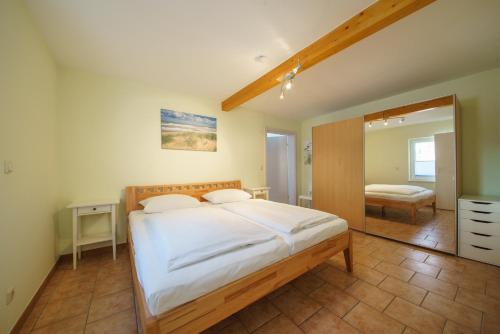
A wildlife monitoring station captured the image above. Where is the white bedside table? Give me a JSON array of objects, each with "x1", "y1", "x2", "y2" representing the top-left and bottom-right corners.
[
  {"x1": 298, "y1": 195, "x2": 312, "y2": 208},
  {"x1": 244, "y1": 187, "x2": 270, "y2": 200},
  {"x1": 67, "y1": 200, "x2": 119, "y2": 269}
]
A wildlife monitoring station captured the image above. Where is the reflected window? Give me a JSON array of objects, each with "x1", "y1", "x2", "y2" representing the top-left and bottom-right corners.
[{"x1": 409, "y1": 137, "x2": 435, "y2": 182}]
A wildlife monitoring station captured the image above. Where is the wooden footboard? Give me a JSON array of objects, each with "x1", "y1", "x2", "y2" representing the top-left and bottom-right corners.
[
  {"x1": 128, "y1": 229, "x2": 352, "y2": 334},
  {"x1": 365, "y1": 195, "x2": 436, "y2": 224}
]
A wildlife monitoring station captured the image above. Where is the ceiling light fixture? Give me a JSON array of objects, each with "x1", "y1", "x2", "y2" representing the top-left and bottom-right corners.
[
  {"x1": 384, "y1": 119, "x2": 389, "y2": 126},
  {"x1": 399, "y1": 117, "x2": 405, "y2": 124},
  {"x1": 368, "y1": 122, "x2": 373, "y2": 128},
  {"x1": 279, "y1": 59, "x2": 301, "y2": 100},
  {"x1": 368, "y1": 115, "x2": 407, "y2": 128}
]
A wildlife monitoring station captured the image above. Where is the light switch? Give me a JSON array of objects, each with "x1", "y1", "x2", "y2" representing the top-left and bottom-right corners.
[{"x1": 3, "y1": 160, "x2": 13, "y2": 174}]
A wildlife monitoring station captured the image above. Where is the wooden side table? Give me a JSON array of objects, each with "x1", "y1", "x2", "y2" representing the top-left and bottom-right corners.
[
  {"x1": 298, "y1": 195, "x2": 312, "y2": 208},
  {"x1": 67, "y1": 200, "x2": 119, "y2": 269},
  {"x1": 244, "y1": 187, "x2": 270, "y2": 200}
]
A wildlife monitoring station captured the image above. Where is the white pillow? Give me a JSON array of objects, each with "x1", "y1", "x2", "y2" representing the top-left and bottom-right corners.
[
  {"x1": 140, "y1": 194, "x2": 200, "y2": 213},
  {"x1": 202, "y1": 189, "x2": 251, "y2": 204}
]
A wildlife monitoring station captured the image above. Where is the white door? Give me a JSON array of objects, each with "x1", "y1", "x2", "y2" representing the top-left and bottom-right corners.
[
  {"x1": 266, "y1": 136, "x2": 289, "y2": 203},
  {"x1": 434, "y1": 132, "x2": 455, "y2": 210}
]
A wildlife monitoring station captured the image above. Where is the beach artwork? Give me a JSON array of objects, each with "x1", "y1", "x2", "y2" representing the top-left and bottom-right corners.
[{"x1": 161, "y1": 109, "x2": 217, "y2": 151}]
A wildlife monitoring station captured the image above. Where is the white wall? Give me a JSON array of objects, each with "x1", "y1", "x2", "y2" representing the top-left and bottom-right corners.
[
  {"x1": 301, "y1": 67, "x2": 500, "y2": 198},
  {"x1": 56, "y1": 68, "x2": 301, "y2": 253},
  {"x1": 0, "y1": 0, "x2": 59, "y2": 332}
]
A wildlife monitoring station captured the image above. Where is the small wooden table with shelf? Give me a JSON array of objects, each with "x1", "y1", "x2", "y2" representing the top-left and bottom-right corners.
[
  {"x1": 298, "y1": 195, "x2": 312, "y2": 208},
  {"x1": 244, "y1": 187, "x2": 270, "y2": 200},
  {"x1": 67, "y1": 200, "x2": 119, "y2": 269}
]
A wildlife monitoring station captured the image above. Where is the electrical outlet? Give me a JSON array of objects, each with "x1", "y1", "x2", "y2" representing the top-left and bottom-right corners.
[{"x1": 6, "y1": 287, "x2": 14, "y2": 305}]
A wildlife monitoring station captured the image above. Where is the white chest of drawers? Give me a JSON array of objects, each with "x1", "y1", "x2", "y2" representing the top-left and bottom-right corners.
[{"x1": 459, "y1": 195, "x2": 500, "y2": 266}]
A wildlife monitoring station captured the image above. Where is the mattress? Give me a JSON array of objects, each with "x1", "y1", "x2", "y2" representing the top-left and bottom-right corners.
[
  {"x1": 365, "y1": 189, "x2": 435, "y2": 203},
  {"x1": 130, "y1": 210, "x2": 289, "y2": 316}
]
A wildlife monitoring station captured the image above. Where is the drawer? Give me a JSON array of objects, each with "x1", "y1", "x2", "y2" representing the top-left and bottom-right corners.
[
  {"x1": 460, "y1": 218, "x2": 500, "y2": 236},
  {"x1": 459, "y1": 200, "x2": 500, "y2": 213},
  {"x1": 460, "y1": 231, "x2": 500, "y2": 249},
  {"x1": 460, "y1": 210, "x2": 500, "y2": 223},
  {"x1": 77, "y1": 205, "x2": 112, "y2": 215},
  {"x1": 459, "y1": 243, "x2": 500, "y2": 266}
]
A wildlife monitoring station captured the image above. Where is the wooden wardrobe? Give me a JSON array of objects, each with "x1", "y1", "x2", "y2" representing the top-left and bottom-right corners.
[{"x1": 312, "y1": 117, "x2": 365, "y2": 231}]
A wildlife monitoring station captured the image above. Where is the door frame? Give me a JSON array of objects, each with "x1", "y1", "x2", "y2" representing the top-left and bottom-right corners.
[{"x1": 265, "y1": 128, "x2": 297, "y2": 205}]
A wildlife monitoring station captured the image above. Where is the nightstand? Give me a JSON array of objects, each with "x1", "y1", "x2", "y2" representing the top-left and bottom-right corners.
[
  {"x1": 298, "y1": 195, "x2": 312, "y2": 208},
  {"x1": 244, "y1": 187, "x2": 270, "y2": 200},
  {"x1": 67, "y1": 200, "x2": 119, "y2": 269}
]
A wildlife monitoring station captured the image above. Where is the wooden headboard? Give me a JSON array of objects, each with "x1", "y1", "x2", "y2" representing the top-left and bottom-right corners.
[{"x1": 125, "y1": 180, "x2": 241, "y2": 216}]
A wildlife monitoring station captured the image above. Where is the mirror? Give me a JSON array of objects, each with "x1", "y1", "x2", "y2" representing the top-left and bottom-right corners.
[{"x1": 364, "y1": 101, "x2": 457, "y2": 254}]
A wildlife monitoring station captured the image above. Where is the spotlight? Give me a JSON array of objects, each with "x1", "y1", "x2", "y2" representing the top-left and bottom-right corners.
[
  {"x1": 368, "y1": 122, "x2": 373, "y2": 128},
  {"x1": 399, "y1": 117, "x2": 405, "y2": 124},
  {"x1": 280, "y1": 91, "x2": 284, "y2": 100},
  {"x1": 285, "y1": 80, "x2": 292, "y2": 90},
  {"x1": 384, "y1": 119, "x2": 388, "y2": 126}
]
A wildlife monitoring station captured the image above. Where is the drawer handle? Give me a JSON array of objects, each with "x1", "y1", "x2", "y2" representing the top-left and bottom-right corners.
[
  {"x1": 471, "y1": 244, "x2": 492, "y2": 251},
  {"x1": 471, "y1": 210, "x2": 491, "y2": 214},
  {"x1": 471, "y1": 201, "x2": 492, "y2": 205},
  {"x1": 471, "y1": 219, "x2": 493, "y2": 224},
  {"x1": 471, "y1": 232, "x2": 492, "y2": 237}
]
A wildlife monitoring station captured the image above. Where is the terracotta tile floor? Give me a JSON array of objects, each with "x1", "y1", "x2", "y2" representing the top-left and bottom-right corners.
[
  {"x1": 19, "y1": 231, "x2": 500, "y2": 334},
  {"x1": 366, "y1": 207, "x2": 456, "y2": 253}
]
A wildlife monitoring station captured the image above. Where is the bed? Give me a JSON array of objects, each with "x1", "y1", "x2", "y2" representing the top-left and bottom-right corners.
[
  {"x1": 126, "y1": 180, "x2": 352, "y2": 334},
  {"x1": 365, "y1": 184, "x2": 436, "y2": 224}
]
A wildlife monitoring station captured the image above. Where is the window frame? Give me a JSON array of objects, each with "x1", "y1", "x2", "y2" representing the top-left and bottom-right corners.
[{"x1": 408, "y1": 136, "x2": 436, "y2": 182}]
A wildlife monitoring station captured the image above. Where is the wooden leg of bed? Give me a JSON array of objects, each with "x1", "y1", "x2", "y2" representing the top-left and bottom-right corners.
[
  {"x1": 411, "y1": 206, "x2": 417, "y2": 224},
  {"x1": 432, "y1": 201, "x2": 437, "y2": 215},
  {"x1": 343, "y1": 230, "x2": 353, "y2": 272},
  {"x1": 381, "y1": 206, "x2": 386, "y2": 217}
]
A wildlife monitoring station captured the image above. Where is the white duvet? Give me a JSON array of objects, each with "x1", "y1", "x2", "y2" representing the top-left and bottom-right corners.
[
  {"x1": 144, "y1": 207, "x2": 276, "y2": 272},
  {"x1": 219, "y1": 199, "x2": 336, "y2": 234},
  {"x1": 365, "y1": 184, "x2": 428, "y2": 196}
]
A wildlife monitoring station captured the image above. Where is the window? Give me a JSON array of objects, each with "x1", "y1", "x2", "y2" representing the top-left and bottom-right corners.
[{"x1": 409, "y1": 137, "x2": 435, "y2": 182}]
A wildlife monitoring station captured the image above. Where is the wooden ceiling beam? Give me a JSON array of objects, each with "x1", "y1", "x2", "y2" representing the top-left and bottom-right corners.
[
  {"x1": 363, "y1": 95, "x2": 454, "y2": 122},
  {"x1": 221, "y1": 0, "x2": 436, "y2": 112}
]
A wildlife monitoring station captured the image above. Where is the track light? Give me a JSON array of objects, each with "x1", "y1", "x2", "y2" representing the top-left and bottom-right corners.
[
  {"x1": 278, "y1": 59, "x2": 301, "y2": 99},
  {"x1": 280, "y1": 91, "x2": 284, "y2": 100},
  {"x1": 285, "y1": 80, "x2": 292, "y2": 90},
  {"x1": 399, "y1": 117, "x2": 405, "y2": 124},
  {"x1": 384, "y1": 119, "x2": 388, "y2": 126},
  {"x1": 368, "y1": 122, "x2": 373, "y2": 128}
]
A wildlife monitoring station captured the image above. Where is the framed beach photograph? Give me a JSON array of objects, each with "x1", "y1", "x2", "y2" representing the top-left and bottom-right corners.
[{"x1": 161, "y1": 109, "x2": 217, "y2": 151}]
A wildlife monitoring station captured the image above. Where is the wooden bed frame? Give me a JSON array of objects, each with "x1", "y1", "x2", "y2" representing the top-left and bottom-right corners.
[
  {"x1": 125, "y1": 180, "x2": 353, "y2": 334},
  {"x1": 365, "y1": 194, "x2": 436, "y2": 224}
]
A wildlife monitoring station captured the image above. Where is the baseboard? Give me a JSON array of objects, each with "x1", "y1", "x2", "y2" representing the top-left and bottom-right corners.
[{"x1": 9, "y1": 257, "x2": 61, "y2": 334}]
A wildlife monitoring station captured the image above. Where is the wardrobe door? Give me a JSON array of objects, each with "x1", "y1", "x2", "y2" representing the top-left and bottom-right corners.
[{"x1": 312, "y1": 117, "x2": 365, "y2": 231}]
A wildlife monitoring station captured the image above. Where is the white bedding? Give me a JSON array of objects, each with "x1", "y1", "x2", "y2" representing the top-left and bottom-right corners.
[
  {"x1": 365, "y1": 189, "x2": 435, "y2": 202},
  {"x1": 219, "y1": 199, "x2": 336, "y2": 234},
  {"x1": 217, "y1": 199, "x2": 347, "y2": 254},
  {"x1": 130, "y1": 210, "x2": 289, "y2": 315},
  {"x1": 365, "y1": 184, "x2": 429, "y2": 196},
  {"x1": 144, "y1": 207, "x2": 276, "y2": 271}
]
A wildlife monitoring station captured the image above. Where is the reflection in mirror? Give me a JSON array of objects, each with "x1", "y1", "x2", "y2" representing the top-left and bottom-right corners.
[{"x1": 364, "y1": 105, "x2": 456, "y2": 254}]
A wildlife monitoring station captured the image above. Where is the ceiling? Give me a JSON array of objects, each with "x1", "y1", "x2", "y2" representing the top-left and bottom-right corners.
[
  {"x1": 26, "y1": 0, "x2": 500, "y2": 120},
  {"x1": 365, "y1": 105, "x2": 453, "y2": 132}
]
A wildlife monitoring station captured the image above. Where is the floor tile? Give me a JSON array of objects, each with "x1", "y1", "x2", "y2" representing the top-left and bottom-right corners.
[
  {"x1": 425, "y1": 255, "x2": 466, "y2": 273},
  {"x1": 396, "y1": 247, "x2": 430, "y2": 262},
  {"x1": 437, "y1": 269, "x2": 486, "y2": 293},
  {"x1": 93, "y1": 271, "x2": 132, "y2": 297},
  {"x1": 19, "y1": 304, "x2": 45, "y2": 334},
  {"x1": 400, "y1": 259, "x2": 440, "y2": 278},
  {"x1": 442, "y1": 320, "x2": 476, "y2": 334},
  {"x1": 371, "y1": 249, "x2": 406, "y2": 265},
  {"x1": 300, "y1": 308, "x2": 360, "y2": 334},
  {"x1": 384, "y1": 297, "x2": 445, "y2": 334},
  {"x1": 409, "y1": 273, "x2": 457, "y2": 300},
  {"x1": 455, "y1": 288, "x2": 500, "y2": 314},
  {"x1": 31, "y1": 314, "x2": 86, "y2": 334},
  {"x1": 202, "y1": 316, "x2": 238, "y2": 334},
  {"x1": 421, "y1": 293, "x2": 482, "y2": 332},
  {"x1": 486, "y1": 279, "x2": 500, "y2": 301},
  {"x1": 483, "y1": 312, "x2": 500, "y2": 334},
  {"x1": 315, "y1": 265, "x2": 357, "y2": 290},
  {"x1": 36, "y1": 293, "x2": 92, "y2": 328},
  {"x1": 351, "y1": 263, "x2": 387, "y2": 285},
  {"x1": 87, "y1": 288, "x2": 134, "y2": 323},
  {"x1": 375, "y1": 261, "x2": 415, "y2": 281},
  {"x1": 345, "y1": 281, "x2": 394, "y2": 311},
  {"x1": 309, "y1": 283, "x2": 359, "y2": 317},
  {"x1": 212, "y1": 321, "x2": 248, "y2": 334},
  {"x1": 270, "y1": 287, "x2": 321, "y2": 325},
  {"x1": 292, "y1": 272, "x2": 325, "y2": 295},
  {"x1": 84, "y1": 307, "x2": 137, "y2": 334},
  {"x1": 378, "y1": 277, "x2": 427, "y2": 305},
  {"x1": 354, "y1": 253, "x2": 381, "y2": 268},
  {"x1": 344, "y1": 302, "x2": 405, "y2": 334},
  {"x1": 252, "y1": 314, "x2": 303, "y2": 334},
  {"x1": 236, "y1": 298, "x2": 280, "y2": 332}
]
